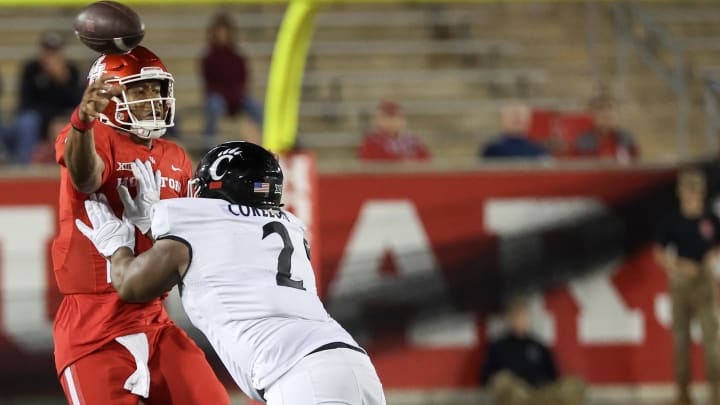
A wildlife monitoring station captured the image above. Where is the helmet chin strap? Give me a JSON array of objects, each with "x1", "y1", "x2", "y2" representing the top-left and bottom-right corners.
[
  {"x1": 130, "y1": 126, "x2": 166, "y2": 139},
  {"x1": 97, "y1": 114, "x2": 168, "y2": 139}
]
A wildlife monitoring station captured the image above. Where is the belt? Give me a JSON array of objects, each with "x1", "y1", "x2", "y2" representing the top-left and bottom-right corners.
[{"x1": 257, "y1": 341, "x2": 367, "y2": 400}]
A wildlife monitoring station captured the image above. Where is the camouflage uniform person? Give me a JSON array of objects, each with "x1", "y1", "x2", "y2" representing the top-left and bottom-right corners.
[{"x1": 655, "y1": 168, "x2": 720, "y2": 405}]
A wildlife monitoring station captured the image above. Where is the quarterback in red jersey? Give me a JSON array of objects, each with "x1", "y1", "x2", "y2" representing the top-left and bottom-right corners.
[{"x1": 52, "y1": 46, "x2": 229, "y2": 404}]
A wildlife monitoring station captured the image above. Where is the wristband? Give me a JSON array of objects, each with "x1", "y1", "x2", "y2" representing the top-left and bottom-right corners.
[{"x1": 71, "y1": 107, "x2": 95, "y2": 132}]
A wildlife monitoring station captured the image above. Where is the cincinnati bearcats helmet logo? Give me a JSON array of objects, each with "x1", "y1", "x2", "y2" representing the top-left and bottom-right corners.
[{"x1": 208, "y1": 147, "x2": 243, "y2": 181}]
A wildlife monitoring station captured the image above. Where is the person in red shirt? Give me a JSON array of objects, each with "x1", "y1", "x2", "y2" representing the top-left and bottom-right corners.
[
  {"x1": 357, "y1": 101, "x2": 430, "y2": 161},
  {"x1": 574, "y1": 94, "x2": 638, "y2": 164},
  {"x1": 52, "y1": 46, "x2": 229, "y2": 404},
  {"x1": 201, "y1": 13, "x2": 263, "y2": 146}
]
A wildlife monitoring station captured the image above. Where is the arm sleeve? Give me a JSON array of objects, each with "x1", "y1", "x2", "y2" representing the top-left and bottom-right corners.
[
  {"x1": 151, "y1": 201, "x2": 172, "y2": 240},
  {"x1": 63, "y1": 64, "x2": 84, "y2": 110},
  {"x1": 178, "y1": 147, "x2": 194, "y2": 198},
  {"x1": 358, "y1": 134, "x2": 391, "y2": 160},
  {"x1": 151, "y1": 201, "x2": 191, "y2": 248},
  {"x1": 480, "y1": 343, "x2": 498, "y2": 386},
  {"x1": 415, "y1": 139, "x2": 431, "y2": 160},
  {"x1": 18, "y1": 62, "x2": 34, "y2": 110},
  {"x1": 543, "y1": 344, "x2": 559, "y2": 382},
  {"x1": 200, "y1": 54, "x2": 210, "y2": 86},
  {"x1": 237, "y1": 53, "x2": 249, "y2": 93},
  {"x1": 629, "y1": 142, "x2": 639, "y2": 159},
  {"x1": 482, "y1": 142, "x2": 499, "y2": 158},
  {"x1": 357, "y1": 135, "x2": 376, "y2": 160},
  {"x1": 618, "y1": 129, "x2": 639, "y2": 158},
  {"x1": 54, "y1": 124, "x2": 114, "y2": 186},
  {"x1": 655, "y1": 215, "x2": 671, "y2": 246},
  {"x1": 54, "y1": 124, "x2": 71, "y2": 165},
  {"x1": 532, "y1": 141, "x2": 550, "y2": 157},
  {"x1": 55, "y1": 63, "x2": 81, "y2": 111},
  {"x1": 574, "y1": 132, "x2": 596, "y2": 155},
  {"x1": 202, "y1": 53, "x2": 223, "y2": 90},
  {"x1": 713, "y1": 215, "x2": 720, "y2": 244}
]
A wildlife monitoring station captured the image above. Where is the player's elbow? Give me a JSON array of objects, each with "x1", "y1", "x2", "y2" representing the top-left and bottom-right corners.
[
  {"x1": 116, "y1": 282, "x2": 156, "y2": 303},
  {"x1": 68, "y1": 168, "x2": 102, "y2": 194},
  {"x1": 72, "y1": 178, "x2": 100, "y2": 195},
  {"x1": 65, "y1": 146, "x2": 103, "y2": 193},
  {"x1": 118, "y1": 288, "x2": 154, "y2": 303}
]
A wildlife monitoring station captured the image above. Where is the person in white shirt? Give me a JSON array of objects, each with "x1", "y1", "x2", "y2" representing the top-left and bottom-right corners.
[{"x1": 75, "y1": 141, "x2": 386, "y2": 405}]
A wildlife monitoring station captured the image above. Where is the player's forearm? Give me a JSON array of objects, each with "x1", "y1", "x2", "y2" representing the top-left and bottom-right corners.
[
  {"x1": 65, "y1": 127, "x2": 104, "y2": 194},
  {"x1": 108, "y1": 247, "x2": 140, "y2": 301},
  {"x1": 109, "y1": 247, "x2": 160, "y2": 303},
  {"x1": 109, "y1": 244, "x2": 179, "y2": 303}
]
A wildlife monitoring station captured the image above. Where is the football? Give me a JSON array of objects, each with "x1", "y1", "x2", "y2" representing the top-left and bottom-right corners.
[{"x1": 73, "y1": 1, "x2": 144, "y2": 54}]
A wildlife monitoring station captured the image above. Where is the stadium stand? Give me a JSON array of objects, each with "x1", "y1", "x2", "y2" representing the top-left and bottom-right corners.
[{"x1": 0, "y1": 2, "x2": 698, "y2": 163}]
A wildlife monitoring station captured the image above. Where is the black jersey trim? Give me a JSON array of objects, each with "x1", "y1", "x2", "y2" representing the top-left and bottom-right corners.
[
  {"x1": 156, "y1": 234, "x2": 193, "y2": 294},
  {"x1": 307, "y1": 341, "x2": 367, "y2": 357}
]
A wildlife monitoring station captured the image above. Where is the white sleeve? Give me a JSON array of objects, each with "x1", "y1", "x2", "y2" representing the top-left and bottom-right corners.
[
  {"x1": 151, "y1": 201, "x2": 172, "y2": 240},
  {"x1": 284, "y1": 210, "x2": 308, "y2": 233}
]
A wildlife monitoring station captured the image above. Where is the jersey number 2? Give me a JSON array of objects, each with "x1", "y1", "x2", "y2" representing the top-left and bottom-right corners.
[{"x1": 262, "y1": 222, "x2": 305, "y2": 290}]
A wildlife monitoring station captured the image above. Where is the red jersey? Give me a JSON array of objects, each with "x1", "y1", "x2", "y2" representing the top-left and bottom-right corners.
[
  {"x1": 358, "y1": 131, "x2": 430, "y2": 161},
  {"x1": 574, "y1": 129, "x2": 639, "y2": 162},
  {"x1": 51, "y1": 122, "x2": 193, "y2": 375}
]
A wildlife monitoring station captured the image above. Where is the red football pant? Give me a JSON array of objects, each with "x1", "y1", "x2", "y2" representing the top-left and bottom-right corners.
[{"x1": 59, "y1": 325, "x2": 229, "y2": 405}]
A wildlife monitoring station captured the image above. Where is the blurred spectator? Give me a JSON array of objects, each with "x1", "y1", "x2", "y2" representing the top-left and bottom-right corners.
[
  {"x1": 480, "y1": 297, "x2": 586, "y2": 405},
  {"x1": 9, "y1": 31, "x2": 82, "y2": 164},
  {"x1": 201, "y1": 13, "x2": 263, "y2": 146},
  {"x1": 481, "y1": 101, "x2": 549, "y2": 159},
  {"x1": 574, "y1": 94, "x2": 638, "y2": 163},
  {"x1": 0, "y1": 69, "x2": 14, "y2": 164},
  {"x1": 655, "y1": 168, "x2": 720, "y2": 405},
  {"x1": 358, "y1": 101, "x2": 430, "y2": 161}
]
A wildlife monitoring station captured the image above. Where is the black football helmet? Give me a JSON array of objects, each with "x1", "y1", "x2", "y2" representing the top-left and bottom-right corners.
[{"x1": 190, "y1": 141, "x2": 283, "y2": 208}]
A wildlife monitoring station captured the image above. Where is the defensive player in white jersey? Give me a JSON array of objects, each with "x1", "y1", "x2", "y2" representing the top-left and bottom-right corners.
[{"x1": 75, "y1": 141, "x2": 386, "y2": 405}]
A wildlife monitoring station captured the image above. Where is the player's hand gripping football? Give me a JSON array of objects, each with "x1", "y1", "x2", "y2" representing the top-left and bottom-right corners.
[
  {"x1": 75, "y1": 193, "x2": 135, "y2": 257},
  {"x1": 77, "y1": 74, "x2": 124, "y2": 123},
  {"x1": 117, "y1": 159, "x2": 161, "y2": 234}
]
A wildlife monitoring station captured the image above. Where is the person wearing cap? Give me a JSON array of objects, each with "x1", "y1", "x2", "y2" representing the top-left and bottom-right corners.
[
  {"x1": 480, "y1": 297, "x2": 586, "y2": 405},
  {"x1": 357, "y1": 100, "x2": 430, "y2": 161},
  {"x1": 9, "y1": 30, "x2": 82, "y2": 164}
]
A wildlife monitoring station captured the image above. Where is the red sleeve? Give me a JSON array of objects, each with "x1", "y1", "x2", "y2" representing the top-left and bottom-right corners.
[
  {"x1": 54, "y1": 123, "x2": 72, "y2": 166},
  {"x1": 415, "y1": 140, "x2": 431, "y2": 160},
  {"x1": 55, "y1": 123, "x2": 114, "y2": 186},
  {"x1": 236, "y1": 53, "x2": 249, "y2": 91},
  {"x1": 201, "y1": 54, "x2": 211, "y2": 86},
  {"x1": 358, "y1": 134, "x2": 393, "y2": 161},
  {"x1": 630, "y1": 143, "x2": 640, "y2": 159},
  {"x1": 177, "y1": 145, "x2": 194, "y2": 197}
]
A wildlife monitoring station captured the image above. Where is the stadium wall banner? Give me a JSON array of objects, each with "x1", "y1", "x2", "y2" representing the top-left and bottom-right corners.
[
  {"x1": 315, "y1": 166, "x2": 694, "y2": 387},
  {"x1": 0, "y1": 163, "x2": 707, "y2": 392}
]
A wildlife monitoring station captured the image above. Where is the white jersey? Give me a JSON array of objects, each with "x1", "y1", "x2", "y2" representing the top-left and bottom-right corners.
[{"x1": 151, "y1": 198, "x2": 359, "y2": 401}]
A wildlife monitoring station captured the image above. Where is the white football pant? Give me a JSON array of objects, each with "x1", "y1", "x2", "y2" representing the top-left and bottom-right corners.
[{"x1": 264, "y1": 348, "x2": 386, "y2": 405}]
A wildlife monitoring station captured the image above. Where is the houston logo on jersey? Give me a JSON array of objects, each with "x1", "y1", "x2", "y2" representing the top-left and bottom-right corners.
[{"x1": 117, "y1": 174, "x2": 182, "y2": 192}]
